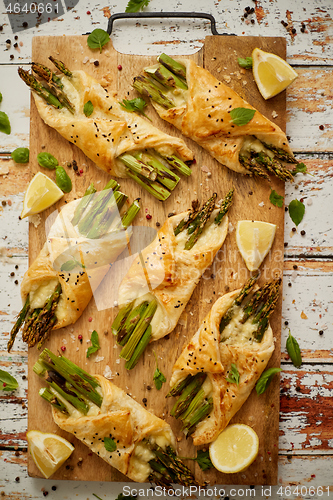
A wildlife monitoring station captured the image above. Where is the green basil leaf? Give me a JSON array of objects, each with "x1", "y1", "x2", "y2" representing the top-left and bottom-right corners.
[
  {"x1": 87, "y1": 330, "x2": 100, "y2": 358},
  {"x1": 225, "y1": 363, "x2": 240, "y2": 385},
  {"x1": 56, "y1": 166, "x2": 72, "y2": 193},
  {"x1": 230, "y1": 107, "x2": 256, "y2": 126},
  {"x1": 37, "y1": 152, "x2": 59, "y2": 170},
  {"x1": 237, "y1": 57, "x2": 253, "y2": 69},
  {"x1": 286, "y1": 331, "x2": 302, "y2": 368},
  {"x1": 125, "y1": 0, "x2": 150, "y2": 13},
  {"x1": 269, "y1": 189, "x2": 284, "y2": 208},
  {"x1": 288, "y1": 199, "x2": 305, "y2": 226},
  {"x1": 292, "y1": 162, "x2": 308, "y2": 175},
  {"x1": 153, "y1": 351, "x2": 166, "y2": 390},
  {"x1": 0, "y1": 369, "x2": 19, "y2": 392},
  {"x1": 195, "y1": 449, "x2": 214, "y2": 471},
  {"x1": 84, "y1": 100, "x2": 94, "y2": 117},
  {"x1": 87, "y1": 29, "x2": 110, "y2": 53},
  {"x1": 0, "y1": 111, "x2": 11, "y2": 135},
  {"x1": 104, "y1": 437, "x2": 117, "y2": 452},
  {"x1": 256, "y1": 367, "x2": 282, "y2": 395},
  {"x1": 119, "y1": 98, "x2": 149, "y2": 118},
  {"x1": 11, "y1": 147, "x2": 29, "y2": 164}
]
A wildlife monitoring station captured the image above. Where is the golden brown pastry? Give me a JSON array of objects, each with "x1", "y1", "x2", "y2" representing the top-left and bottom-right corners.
[
  {"x1": 35, "y1": 349, "x2": 197, "y2": 485},
  {"x1": 168, "y1": 276, "x2": 281, "y2": 446},
  {"x1": 133, "y1": 55, "x2": 298, "y2": 181},
  {"x1": 112, "y1": 191, "x2": 233, "y2": 369},
  {"x1": 8, "y1": 185, "x2": 138, "y2": 351}
]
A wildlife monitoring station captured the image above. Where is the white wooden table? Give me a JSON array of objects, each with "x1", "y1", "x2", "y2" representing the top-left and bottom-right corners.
[{"x1": 0, "y1": 0, "x2": 332, "y2": 499}]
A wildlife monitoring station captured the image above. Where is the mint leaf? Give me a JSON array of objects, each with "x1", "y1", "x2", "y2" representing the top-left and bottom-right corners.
[
  {"x1": 286, "y1": 331, "x2": 302, "y2": 368},
  {"x1": 153, "y1": 351, "x2": 166, "y2": 390},
  {"x1": 269, "y1": 189, "x2": 284, "y2": 208},
  {"x1": 256, "y1": 367, "x2": 282, "y2": 395},
  {"x1": 225, "y1": 363, "x2": 240, "y2": 385},
  {"x1": 84, "y1": 100, "x2": 94, "y2": 117},
  {"x1": 288, "y1": 199, "x2": 305, "y2": 226},
  {"x1": 86, "y1": 330, "x2": 100, "y2": 358},
  {"x1": 126, "y1": 0, "x2": 150, "y2": 13},
  {"x1": 104, "y1": 437, "x2": 117, "y2": 452},
  {"x1": 237, "y1": 57, "x2": 253, "y2": 69},
  {"x1": 230, "y1": 107, "x2": 256, "y2": 126},
  {"x1": 87, "y1": 29, "x2": 110, "y2": 53},
  {"x1": 0, "y1": 111, "x2": 11, "y2": 135},
  {"x1": 292, "y1": 162, "x2": 308, "y2": 175},
  {"x1": 0, "y1": 369, "x2": 19, "y2": 392}
]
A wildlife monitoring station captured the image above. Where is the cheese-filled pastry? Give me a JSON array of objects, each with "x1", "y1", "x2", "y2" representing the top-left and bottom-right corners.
[
  {"x1": 133, "y1": 53, "x2": 302, "y2": 182},
  {"x1": 167, "y1": 275, "x2": 281, "y2": 446},
  {"x1": 18, "y1": 58, "x2": 194, "y2": 201},
  {"x1": 33, "y1": 349, "x2": 198, "y2": 485},
  {"x1": 111, "y1": 190, "x2": 233, "y2": 370},
  {"x1": 8, "y1": 180, "x2": 140, "y2": 352}
]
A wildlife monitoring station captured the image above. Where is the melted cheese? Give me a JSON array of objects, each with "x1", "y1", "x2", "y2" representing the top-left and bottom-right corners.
[
  {"x1": 130, "y1": 429, "x2": 173, "y2": 481},
  {"x1": 240, "y1": 136, "x2": 275, "y2": 158},
  {"x1": 220, "y1": 304, "x2": 258, "y2": 345},
  {"x1": 29, "y1": 279, "x2": 59, "y2": 309}
]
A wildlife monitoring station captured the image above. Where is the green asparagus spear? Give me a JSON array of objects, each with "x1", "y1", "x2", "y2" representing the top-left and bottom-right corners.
[
  {"x1": 126, "y1": 169, "x2": 171, "y2": 201},
  {"x1": 145, "y1": 64, "x2": 188, "y2": 90},
  {"x1": 239, "y1": 155, "x2": 270, "y2": 180},
  {"x1": 120, "y1": 300, "x2": 157, "y2": 361},
  {"x1": 261, "y1": 142, "x2": 298, "y2": 164},
  {"x1": 31, "y1": 62, "x2": 74, "y2": 113},
  {"x1": 174, "y1": 200, "x2": 200, "y2": 236},
  {"x1": 182, "y1": 397, "x2": 213, "y2": 436},
  {"x1": 85, "y1": 191, "x2": 127, "y2": 239},
  {"x1": 18, "y1": 68, "x2": 63, "y2": 109},
  {"x1": 7, "y1": 296, "x2": 30, "y2": 352},
  {"x1": 170, "y1": 373, "x2": 206, "y2": 418},
  {"x1": 49, "y1": 56, "x2": 73, "y2": 77},
  {"x1": 39, "y1": 387, "x2": 69, "y2": 414},
  {"x1": 166, "y1": 374, "x2": 194, "y2": 398},
  {"x1": 71, "y1": 183, "x2": 97, "y2": 226},
  {"x1": 116, "y1": 302, "x2": 149, "y2": 346},
  {"x1": 133, "y1": 75, "x2": 175, "y2": 109},
  {"x1": 162, "y1": 155, "x2": 192, "y2": 177},
  {"x1": 214, "y1": 188, "x2": 234, "y2": 225},
  {"x1": 125, "y1": 324, "x2": 152, "y2": 370},
  {"x1": 111, "y1": 302, "x2": 134, "y2": 337},
  {"x1": 120, "y1": 199, "x2": 141, "y2": 229},
  {"x1": 184, "y1": 193, "x2": 217, "y2": 250},
  {"x1": 256, "y1": 152, "x2": 294, "y2": 182},
  {"x1": 158, "y1": 53, "x2": 187, "y2": 80},
  {"x1": 143, "y1": 153, "x2": 180, "y2": 191}
]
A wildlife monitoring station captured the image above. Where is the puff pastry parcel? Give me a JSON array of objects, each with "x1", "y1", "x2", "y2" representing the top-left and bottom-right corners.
[
  {"x1": 34, "y1": 349, "x2": 197, "y2": 485},
  {"x1": 8, "y1": 183, "x2": 138, "y2": 351},
  {"x1": 133, "y1": 54, "x2": 299, "y2": 181},
  {"x1": 111, "y1": 191, "x2": 233, "y2": 370},
  {"x1": 168, "y1": 276, "x2": 281, "y2": 446},
  {"x1": 19, "y1": 60, "x2": 194, "y2": 200}
]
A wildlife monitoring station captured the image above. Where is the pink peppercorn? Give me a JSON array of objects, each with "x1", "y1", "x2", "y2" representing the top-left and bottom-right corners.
[
  {"x1": 88, "y1": 317, "x2": 92, "y2": 322},
  {"x1": 117, "y1": 64, "x2": 122, "y2": 71},
  {"x1": 87, "y1": 10, "x2": 91, "y2": 14},
  {"x1": 79, "y1": 169, "x2": 83, "y2": 174},
  {"x1": 60, "y1": 346, "x2": 66, "y2": 352},
  {"x1": 146, "y1": 214, "x2": 152, "y2": 220},
  {"x1": 78, "y1": 334, "x2": 83, "y2": 340}
]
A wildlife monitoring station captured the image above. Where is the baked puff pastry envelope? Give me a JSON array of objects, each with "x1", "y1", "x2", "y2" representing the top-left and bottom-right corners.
[
  {"x1": 9, "y1": 190, "x2": 134, "y2": 351},
  {"x1": 32, "y1": 69, "x2": 193, "y2": 178},
  {"x1": 116, "y1": 205, "x2": 229, "y2": 344},
  {"x1": 52, "y1": 374, "x2": 177, "y2": 483},
  {"x1": 169, "y1": 282, "x2": 279, "y2": 446},
  {"x1": 135, "y1": 56, "x2": 297, "y2": 179}
]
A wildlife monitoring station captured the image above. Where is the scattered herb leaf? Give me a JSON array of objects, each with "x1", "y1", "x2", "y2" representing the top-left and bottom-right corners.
[
  {"x1": 56, "y1": 166, "x2": 72, "y2": 193},
  {"x1": 84, "y1": 100, "x2": 94, "y2": 117},
  {"x1": 119, "y1": 97, "x2": 150, "y2": 119},
  {"x1": 92, "y1": 495, "x2": 103, "y2": 500},
  {"x1": 11, "y1": 147, "x2": 29, "y2": 164},
  {"x1": 125, "y1": 0, "x2": 150, "y2": 13},
  {"x1": 225, "y1": 363, "x2": 240, "y2": 385},
  {"x1": 87, "y1": 29, "x2": 110, "y2": 53},
  {"x1": 230, "y1": 107, "x2": 256, "y2": 126},
  {"x1": 153, "y1": 351, "x2": 166, "y2": 390},
  {"x1": 256, "y1": 367, "x2": 282, "y2": 395},
  {"x1": 195, "y1": 450, "x2": 214, "y2": 471},
  {"x1": 37, "y1": 152, "x2": 59, "y2": 170},
  {"x1": 0, "y1": 92, "x2": 2, "y2": 103},
  {"x1": 0, "y1": 111, "x2": 11, "y2": 135},
  {"x1": 0, "y1": 369, "x2": 19, "y2": 392},
  {"x1": 86, "y1": 330, "x2": 100, "y2": 358},
  {"x1": 61, "y1": 257, "x2": 85, "y2": 272},
  {"x1": 269, "y1": 189, "x2": 284, "y2": 208},
  {"x1": 104, "y1": 436, "x2": 117, "y2": 452},
  {"x1": 115, "y1": 494, "x2": 137, "y2": 500},
  {"x1": 288, "y1": 199, "x2": 305, "y2": 226},
  {"x1": 286, "y1": 331, "x2": 302, "y2": 368},
  {"x1": 292, "y1": 162, "x2": 308, "y2": 175},
  {"x1": 237, "y1": 57, "x2": 253, "y2": 69}
]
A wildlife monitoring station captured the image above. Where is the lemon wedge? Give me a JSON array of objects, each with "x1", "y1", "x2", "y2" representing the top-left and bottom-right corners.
[
  {"x1": 236, "y1": 220, "x2": 276, "y2": 271},
  {"x1": 21, "y1": 172, "x2": 64, "y2": 219},
  {"x1": 209, "y1": 424, "x2": 259, "y2": 473},
  {"x1": 27, "y1": 430, "x2": 74, "y2": 478},
  {"x1": 252, "y1": 47, "x2": 298, "y2": 100}
]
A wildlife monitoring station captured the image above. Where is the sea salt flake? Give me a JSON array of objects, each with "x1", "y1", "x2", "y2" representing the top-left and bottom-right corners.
[
  {"x1": 259, "y1": 201, "x2": 264, "y2": 207},
  {"x1": 94, "y1": 356, "x2": 104, "y2": 363}
]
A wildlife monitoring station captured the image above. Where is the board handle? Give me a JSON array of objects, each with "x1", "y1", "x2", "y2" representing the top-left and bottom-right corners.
[{"x1": 106, "y1": 12, "x2": 232, "y2": 36}]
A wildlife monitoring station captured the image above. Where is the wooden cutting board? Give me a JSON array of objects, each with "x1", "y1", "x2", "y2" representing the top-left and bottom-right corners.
[{"x1": 28, "y1": 35, "x2": 287, "y2": 485}]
